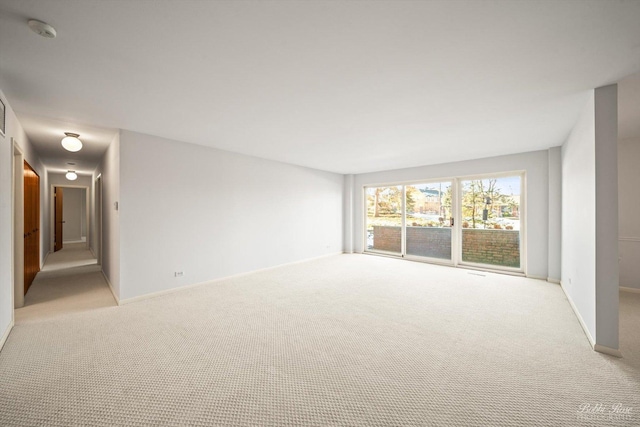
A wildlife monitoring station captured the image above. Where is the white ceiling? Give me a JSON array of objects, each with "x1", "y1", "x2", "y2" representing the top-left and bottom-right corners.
[{"x1": 1, "y1": 0, "x2": 640, "y2": 174}]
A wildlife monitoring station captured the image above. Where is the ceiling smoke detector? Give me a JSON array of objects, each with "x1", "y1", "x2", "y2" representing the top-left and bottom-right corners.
[{"x1": 28, "y1": 19, "x2": 57, "y2": 39}]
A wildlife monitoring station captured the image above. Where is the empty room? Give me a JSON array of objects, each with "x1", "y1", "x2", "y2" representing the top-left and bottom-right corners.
[{"x1": 0, "y1": 1, "x2": 639, "y2": 425}]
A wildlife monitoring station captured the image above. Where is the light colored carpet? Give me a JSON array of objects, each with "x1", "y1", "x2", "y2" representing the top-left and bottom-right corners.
[
  {"x1": 42, "y1": 242, "x2": 98, "y2": 273},
  {"x1": 1, "y1": 254, "x2": 639, "y2": 426},
  {"x1": 15, "y1": 243, "x2": 113, "y2": 324}
]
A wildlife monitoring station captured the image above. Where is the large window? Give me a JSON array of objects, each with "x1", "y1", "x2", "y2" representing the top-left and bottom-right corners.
[
  {"x1": 366, "y1": 186, "x2": 402, "y2": 255},
  {"x1": 365, "y1": 173, "x2": 523, "y2": 272}
]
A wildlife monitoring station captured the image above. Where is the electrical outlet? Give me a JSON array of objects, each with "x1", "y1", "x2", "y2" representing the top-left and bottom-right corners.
[{"x1": 174, "y1": 271, "x2": 184, "y2": 277}]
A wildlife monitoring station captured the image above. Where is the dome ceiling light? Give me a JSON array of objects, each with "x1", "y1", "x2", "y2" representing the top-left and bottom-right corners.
[
  {"x1": 65, "y1": 170, "x2": 78, "y2": 181},
  {"x1": 61, "y1": 132, "x2": 83, "y2": 152},
  {"x1": 28, "y1": 19, "x2": 57, "y2": 39}
]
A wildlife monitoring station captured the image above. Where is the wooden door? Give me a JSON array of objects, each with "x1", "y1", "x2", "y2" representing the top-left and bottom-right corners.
[
  {"x1": 54, "y1": 187, "x2": 63, "y2": 252},
  {"x1": 23, "y1": 161, "x2": 40, "y2": 295}
]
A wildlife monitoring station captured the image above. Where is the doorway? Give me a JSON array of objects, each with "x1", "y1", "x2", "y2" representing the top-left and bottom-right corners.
[
  {"x1": 365, "y1": 172, "x2": 524, "y2": 273},
  {"x1": 52, "y1": 186, "x2": 89, "y2": 252}
]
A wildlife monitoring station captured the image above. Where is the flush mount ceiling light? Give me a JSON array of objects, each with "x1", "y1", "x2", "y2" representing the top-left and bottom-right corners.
[
  {"x1": 28, "y1": 19, "x2": 57, "y2": 38},
  {"x1": 65, "y1": 170, "x2": 78, "y2": 181},
  {"x1": 61, "y1": 132, "x2": 83, "y2": 152}
]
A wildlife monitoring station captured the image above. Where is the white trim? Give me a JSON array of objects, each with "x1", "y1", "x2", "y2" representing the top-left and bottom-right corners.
[
  {"x1": 12, "y1": 140, "x2": 24, "y2": 309},
  {"x1": 404, "y1": 253, "x2": 454, "y2": 267},
  {"x1": 620, "y1": 286, "x2": 640, "y2": 294},
  {"x1": 401, "y1": 185, "x2": 406, "y2": 257},
  {"x1": 546, "y1": 277, "x2": 561, "y2": 284},
  {"x1": 118, "y1": 252, "x2": 343, "y2": 306},
  {"x1": 101, "y1": 270, "x2": 120, "y2": 306},
  {"x1": 0, "y1": 320, "x2": 14, "y2": 352},
  {"x1": 526, "y1": 274, "x2": 547, "y2": 281},
  {"x1": 41, "y1": 251, "x2": 50, "y2": 269},
  {"x1": 619, "y1": 236, "x2": 640, "y2": 242},
  {"x1": 594, "y1": 344, "x2": 622, "y2": 358},
  {"x1": 460, "y1": 263, "x2": 525, "y2": 277},
  {"x1": 561, "y1": 281, "x2": 623, "y2": 357},
  {"x1": 560, "y1": 281, "x2": 595, "y2": 348},
  {"x1": 365, "y1": 248, "x2": 402, "y2": 257}
]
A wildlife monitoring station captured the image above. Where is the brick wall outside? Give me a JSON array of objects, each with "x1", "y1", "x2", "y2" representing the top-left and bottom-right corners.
[
  {"x1": 461, "y1": 229, "x2": 520, "y2": 268},
  {"x1": 406, "y1": 227, "x2": 451, "y2": 259},
  {"x1": 371, "y1": 226, "x2": 520, "y2": 268},
  {"x1": 372, "y1": 226, "x2": 401, "y2": 253}
]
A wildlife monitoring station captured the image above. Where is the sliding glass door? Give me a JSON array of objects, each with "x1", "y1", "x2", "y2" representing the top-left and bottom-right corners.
[
  {"x1": 405, "y1": 182, "x2": 453, "y2": 262},
  {"x1": 364, "y1": 172, "x2": 524, "y2": 273},
  {"x1": 366, "y1": 186, "x2": 402, "y2": 255},
  {"x1": 459, "y1": 175, "x2": 522, "y2": 270}
]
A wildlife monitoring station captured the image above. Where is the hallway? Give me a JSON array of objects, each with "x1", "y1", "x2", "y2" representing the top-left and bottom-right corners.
[{"x1": 15, "y1": 243, "x2": 116, "y2": 325}]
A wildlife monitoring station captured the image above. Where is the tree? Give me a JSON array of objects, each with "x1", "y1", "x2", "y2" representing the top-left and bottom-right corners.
[
  {"x1": 461, "y1": 179, "x2": 511, "y2": 228},
  {"x1": 367, "y1": 186, "x2": 402, "y2": 217}
]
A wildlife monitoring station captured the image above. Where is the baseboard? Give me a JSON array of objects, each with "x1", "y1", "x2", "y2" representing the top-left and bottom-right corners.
[
  {"x1": 0, "y1": 320, "x2": 14, "y2": 352},
  {"x1": 63, "y1": 239, "x2": 86, "y2": 244},
  {"x1": 101, "y1": 271, "x2": 120, "y2": 306},
  {"x1": 526, "y1": 274, "x2": 546, "y2": 281},
  {"x1": 119, "y1": 252, "x2": 344, "y2": 306},
  {"x1": 594, "y1": 344, "x2": 622, "y2": 358},
  {"x1": 41, "y1": 251, "x2": 51, "y2": 269},
  {"x1": 560, "y1": 281, "x2": 596, "y2": 348},
  {"x1": 547, "y1": 277, "x2": 560, "y2": 284},
  {"x1": 620, "y1": 286, "x2": 640, "y2": 294}
]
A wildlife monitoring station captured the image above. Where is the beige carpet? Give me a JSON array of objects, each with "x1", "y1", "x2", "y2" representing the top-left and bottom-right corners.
[
  {"x1": 41, "y1": 242, "x2": 98, "y2": 273},
  {"x1": 1, "y1": 254, "x2": 639, "y2": 426},
  {"x1": 16, "y1": 243, "x2": 113, "y2": 324}
]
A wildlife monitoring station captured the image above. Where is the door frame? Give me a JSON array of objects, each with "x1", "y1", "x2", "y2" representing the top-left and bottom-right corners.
[
  {"x1": 402, "y1": 179, "x2": 458, "y2": 266},
  {"x1": 12, "y1": 139, "x2": 24, "y2": 309},
  {"x1": 49, "y1": 184, "x2": 91, "y2": 252},
  {"x1": 363, "y1": 171, "x2": 526, "y2": 275},
  {"x1": 455, "y1": 171, "x2": 527, "y2": 275},
  {"x1": 94, "y1": 174, "x2": 103, "y2": 265}
]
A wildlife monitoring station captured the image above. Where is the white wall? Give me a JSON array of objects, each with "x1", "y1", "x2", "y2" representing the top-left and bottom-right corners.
[
  {"x1": 0, "y1": 90, "x2": 15, "y2": 346},
  {"x1": 343, "y1": 174, "x2": 354, "y2": 253},
  {"x1": 562, "y1": 93, "x2": 597, "y2": 345},
  {"x1": 62, "y1": 188, "x2": 85, "y2": 242},
  {"x1": 618, "y1": 137, "x2": 640, "y2": 290},
  {"x1": 593, "y1": 85, "x2": 619, "y2": 351},
  {"x1": 548, "y1": 147, "x2": 562, "y2": 282},
  {"x1": 561, "y1": 86, "x2": 619, "y2": 352},
  {"x1": 118, "y1": 130, "x2": 343, "y2": 301},
  {"x1": 350, "y1": 150, "x2": 552, "y2": 279},
  {"x1": 93, "y1": 133, "x2": 120, "y2": 298},
  {"x1": 0, "y1": 88, "x2": 44, "y2": 347}
]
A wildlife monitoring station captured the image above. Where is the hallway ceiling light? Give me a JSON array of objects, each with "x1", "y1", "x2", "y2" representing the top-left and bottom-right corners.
[
  {"x1": 61, "y1": 132, "x2": 82, "y2": 152},
  {"x1": 65, "y1": 170, "x2": 78, "y2": 181}
]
